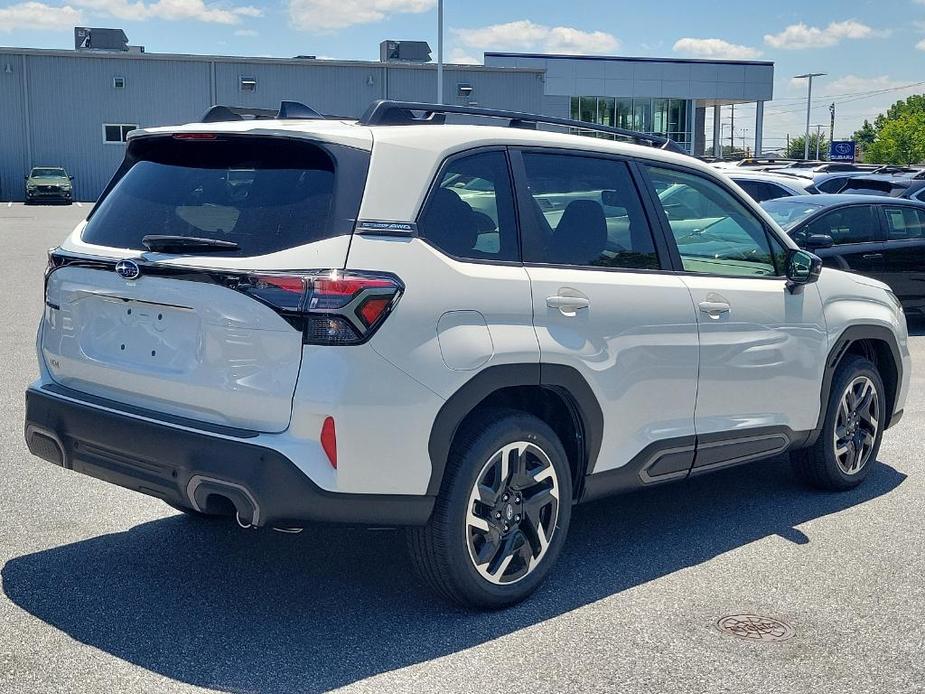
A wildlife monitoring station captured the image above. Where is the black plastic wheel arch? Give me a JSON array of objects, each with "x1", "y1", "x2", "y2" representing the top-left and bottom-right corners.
[{"x1": 426, "y1": 363, "x2": 604, "y2": 497}]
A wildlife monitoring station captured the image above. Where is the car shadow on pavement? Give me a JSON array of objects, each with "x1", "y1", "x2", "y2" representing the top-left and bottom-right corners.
[{"x1": 1, "y1": 457, "x2": 906, "y2": 693}]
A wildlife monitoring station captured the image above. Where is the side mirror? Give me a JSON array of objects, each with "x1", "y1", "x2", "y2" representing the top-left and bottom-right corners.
[
  {"x1": 69, "y1": 176, "x2": 74, "y2": 180},
  {"x1": 786, "y1": 249, "x2": 822, "y2": 290},
  {"x1": 23, "y1": 175, "x2": 28, "y2": 180},
  {"x1": 803, "y1": 233, "x2": 833, "y2": 250}
]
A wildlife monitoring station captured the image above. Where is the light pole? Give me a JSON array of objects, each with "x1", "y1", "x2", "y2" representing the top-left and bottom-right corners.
[
  {"x1": 436, "y1": 0, "x2": 443, "y2": 104},
  {"x1": 740, "y1": 127, "x2": 749, "y2": 156},
  {"x1": 794, "y1": 72, "x2": 825, "y2": 160}
]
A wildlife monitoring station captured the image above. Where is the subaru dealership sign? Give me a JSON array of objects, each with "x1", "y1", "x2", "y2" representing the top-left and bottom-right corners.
[{"x1": 830, "y1": 140, "x2": 857, "y2": 162}]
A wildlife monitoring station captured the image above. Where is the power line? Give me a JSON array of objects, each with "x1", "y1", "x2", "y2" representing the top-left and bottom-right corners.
[{"x1": 763, "y1": 80, "x2": 925, "y2": 117}]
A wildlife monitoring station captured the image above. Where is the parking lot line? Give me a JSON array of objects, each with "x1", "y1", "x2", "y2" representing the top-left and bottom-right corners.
[{"x1": 75, "y1": 202, "x2": 83, "y2": 208}]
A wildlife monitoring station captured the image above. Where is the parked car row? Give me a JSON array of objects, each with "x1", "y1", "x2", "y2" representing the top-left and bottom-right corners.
[
  {"x1": 709, "y1": 161, "x2": 925, "y2": 315},
  {"x1": 760, "y1": 194, "x2": 925, "y2": 314}
]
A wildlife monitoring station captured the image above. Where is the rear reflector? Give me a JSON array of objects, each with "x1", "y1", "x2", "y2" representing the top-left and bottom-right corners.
[{"x1": 321, "y1": 417, "x2": 337, "y2": 469}]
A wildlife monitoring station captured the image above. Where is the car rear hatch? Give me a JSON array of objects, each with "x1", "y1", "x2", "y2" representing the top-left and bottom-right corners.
[{"x1": 41, "y1": 131, "x2": 370, "y2": 433}]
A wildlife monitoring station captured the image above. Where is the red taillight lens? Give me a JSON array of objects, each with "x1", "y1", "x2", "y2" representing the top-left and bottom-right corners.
[
  {"x1": 172, "y1": 133, "x2": 218, "y2": 140},
  {"x1": 236, "y1": 270, "x2": 402, "y2": 345},
  {"x1": 357, "y1": 296, "x2": 391, "y2": 326},
  {"x1": 321, "y1": 416, "x2": 337, "y2": 469}
]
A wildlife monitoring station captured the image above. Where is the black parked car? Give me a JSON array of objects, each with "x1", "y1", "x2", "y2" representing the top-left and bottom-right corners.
[
  {"x1": 836, "y1": 173, "x2": 925, "y2": 201},
  {"x1": 762, "y1": 194, "x2": 925, "y2": 314}
]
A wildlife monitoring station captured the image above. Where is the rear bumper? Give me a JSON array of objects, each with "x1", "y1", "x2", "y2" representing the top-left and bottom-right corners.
[{"x1": 24, "y1": 387, "x2": 434, "y2": 527}]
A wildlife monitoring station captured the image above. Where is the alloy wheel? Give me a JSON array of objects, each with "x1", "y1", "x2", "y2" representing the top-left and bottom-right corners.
[
  {"x1": 833, "y1": 375, "x2": 880, "y2": 475},
  {"x1": 464, "y1": 441, "x2": 561, "y2": 585}
]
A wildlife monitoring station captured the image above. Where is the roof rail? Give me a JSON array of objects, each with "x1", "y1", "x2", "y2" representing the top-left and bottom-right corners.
[
  {"x1": 201, "y1": 100, "x2": 324, "y2": 123},
  {"x1": 357, "y1": 100, "x2": 687, "y2": 155}
]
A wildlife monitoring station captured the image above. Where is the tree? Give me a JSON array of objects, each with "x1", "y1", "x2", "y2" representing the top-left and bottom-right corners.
[
  {"x1": 786, "y1": 132, "x2": 828, "y2": 160},
  {"x1": 852, "y1": 94, "x2": 925, "y2": 162},
  {"x1": 853, "y1": 119, "x2": 876, "y2": 150},
  {"x1": 864, "y1": 111, "x2": 925, "y2": 164}
]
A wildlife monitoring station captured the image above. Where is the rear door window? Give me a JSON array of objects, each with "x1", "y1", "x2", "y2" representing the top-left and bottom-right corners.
[
  {"x1": 518, "y1": 152, "x2": 660, "y2": 270},
  {"x1": 82, "y1": 136, "x2": 366, "y2": 256},
  {"x1": 884, "y1": 206, "x2": 925, "y2": 239}
]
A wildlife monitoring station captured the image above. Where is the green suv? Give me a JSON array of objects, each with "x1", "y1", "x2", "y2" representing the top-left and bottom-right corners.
[{"x1": 25, "y1": 167, "x2": 73, "y2": 204}]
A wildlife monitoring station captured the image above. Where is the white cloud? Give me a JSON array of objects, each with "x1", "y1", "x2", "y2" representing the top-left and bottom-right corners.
[
  {"x1": 233, "y1": 28, "x2": 258, "y2": 36},
  {"x1": 917, "y1": 38, "x2": 925, "y2": 51},
  {"x1": 764, "y1": 20, "x2": 886, "y2": 49},
  {"x1": 0, "y1": 1, "x2": 82, "y2": 31},
  {"x1": 72, "y1": 0, "x2": 262, "y2": 24},
  {"x1": 447, "y1": 47, "x2": 480, "y2": 65},
  {"x1": 453, "y1": 20, "x2": 619, "y2": 55},
  {"x1": 813, "y1": 74, "x2": 906, "y2": 95},
  {"x1": 672, "y1": 37, "x2": 762, "y2": 60},
  {"x1": 287, "y1": 0, "x2": 434, "y2": 32}
]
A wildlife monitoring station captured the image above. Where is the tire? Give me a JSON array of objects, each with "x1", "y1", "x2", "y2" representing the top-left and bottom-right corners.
[
  {"x1": 407, "y1": 409, "x2": 572, "y2": 609},
  {"x1": 792, "y1": 355, "x2": 885, "y2": 490}
]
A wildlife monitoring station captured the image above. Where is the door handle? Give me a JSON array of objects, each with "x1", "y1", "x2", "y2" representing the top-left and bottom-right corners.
[
  {"x1": 862, "y1": 253, "x2": 883, "y2": 260},
  {"x1": 698, "y1": 300, "x2": 730, "y2": 317},
  {"x1": 546, "y1": 295, "x2": 590, "y2": 313}
]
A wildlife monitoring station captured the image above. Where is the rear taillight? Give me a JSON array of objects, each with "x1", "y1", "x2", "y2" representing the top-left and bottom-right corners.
[{"x1": 236, "y1": 270, "x2": 403, "y2": 345}]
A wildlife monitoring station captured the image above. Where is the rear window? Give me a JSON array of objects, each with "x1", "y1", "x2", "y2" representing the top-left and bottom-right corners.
[{"x1": 83, "y1": 135, "x2": 367, "y2": 256}]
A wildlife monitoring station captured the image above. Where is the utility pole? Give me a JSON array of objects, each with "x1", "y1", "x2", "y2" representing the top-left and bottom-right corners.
[
  {"x1": 813, "y1": 124, "x2": 826, "y2": 160},
  {"x1": 730, "y1": 104, "x2": 735, "y2": 153},
  {"x1": 829, "y1": 102, "x2": 836, "y2": 146},
  {"x1": 741, "y1": 127, "x2": 749, "y2": 156},
  {"x1": 436, "y1": 0, "x2": 443, "y2": 104},
  {"x1": 794, "y1": 72, "x2": 826, "y2": 160}
]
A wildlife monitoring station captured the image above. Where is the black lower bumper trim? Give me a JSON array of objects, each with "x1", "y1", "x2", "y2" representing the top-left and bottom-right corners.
[{"x1": 24, "y1": 388, "x2": 434, "y2": 527}]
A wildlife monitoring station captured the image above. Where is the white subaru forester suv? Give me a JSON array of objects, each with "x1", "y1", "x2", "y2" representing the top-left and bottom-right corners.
[{"x1": 26, "y1": 100, "x2": 910, "y2": 609}]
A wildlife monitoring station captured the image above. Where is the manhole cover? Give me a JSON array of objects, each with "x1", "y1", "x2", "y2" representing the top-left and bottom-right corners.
[{"x1": 716, "y1": 614, "x2": 794, "y2": 642}]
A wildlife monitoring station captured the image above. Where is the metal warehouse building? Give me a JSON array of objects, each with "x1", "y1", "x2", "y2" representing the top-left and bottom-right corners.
[
  {"x1": 0, "y1": 44, "x2": 773, "y2": 203},
  {"x1": 0, "y1": 46, "x2": 546, "y2": 201}
]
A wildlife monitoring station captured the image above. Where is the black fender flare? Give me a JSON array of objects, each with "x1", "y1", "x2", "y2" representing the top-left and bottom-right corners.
[
  {"x1": 426, "y1": 363, "x2": 604, "y2": 496},
  {"x1": 809, "y1": 324, "x2": 904, "y2": 444}
]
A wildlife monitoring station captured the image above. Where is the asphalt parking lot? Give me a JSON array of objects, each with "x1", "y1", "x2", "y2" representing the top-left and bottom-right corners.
[{"x1": 1, "y1": 203, "x2": 923, "y2": 694}]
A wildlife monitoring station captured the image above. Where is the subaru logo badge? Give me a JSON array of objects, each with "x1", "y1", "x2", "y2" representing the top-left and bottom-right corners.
[{"x1": 115, "y1": 259, "x2": 141, "y2": 280}]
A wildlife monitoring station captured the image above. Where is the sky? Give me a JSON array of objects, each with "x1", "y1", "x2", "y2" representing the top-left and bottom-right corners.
[{"x1": 2, "y1": 0, "x2": 925, "y2": 149}]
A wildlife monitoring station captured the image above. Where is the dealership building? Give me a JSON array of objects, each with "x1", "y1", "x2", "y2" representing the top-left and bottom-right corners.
[{"x1": 0, "y1": 39, "x2": 773, "y2": 202}]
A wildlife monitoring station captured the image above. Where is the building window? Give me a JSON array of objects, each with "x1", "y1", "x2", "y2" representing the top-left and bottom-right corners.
[
  {"x1": 240, "y1": 76, "x2": 257, "y2": 92},
  {"x1": 569, "y1": 95, "x2": 693, "y2": 152},
  {"x1": 103, "y1": 123, "x2": 138, "y2": 144},
  {"x1": 112, "y1": 76, "x2": 125, "y2": 89}
]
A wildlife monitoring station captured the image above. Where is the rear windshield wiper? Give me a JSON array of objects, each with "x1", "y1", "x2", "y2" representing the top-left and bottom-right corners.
[{"x1": 142, "y1": 235, "x2": 240, "y2": 253}]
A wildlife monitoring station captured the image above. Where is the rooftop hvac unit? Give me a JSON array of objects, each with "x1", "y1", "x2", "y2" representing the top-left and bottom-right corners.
[
  {"x1": 379, "y1": 40, "x2": 432, "y2": 63},
  {"x1": 74, "y1": 27, "x2": 129, "y2": 52}
]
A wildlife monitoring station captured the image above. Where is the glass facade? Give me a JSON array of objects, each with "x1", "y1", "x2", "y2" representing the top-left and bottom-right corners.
[{"x1": 569, "y1": 96, "x2": 691, "y2": 151}]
